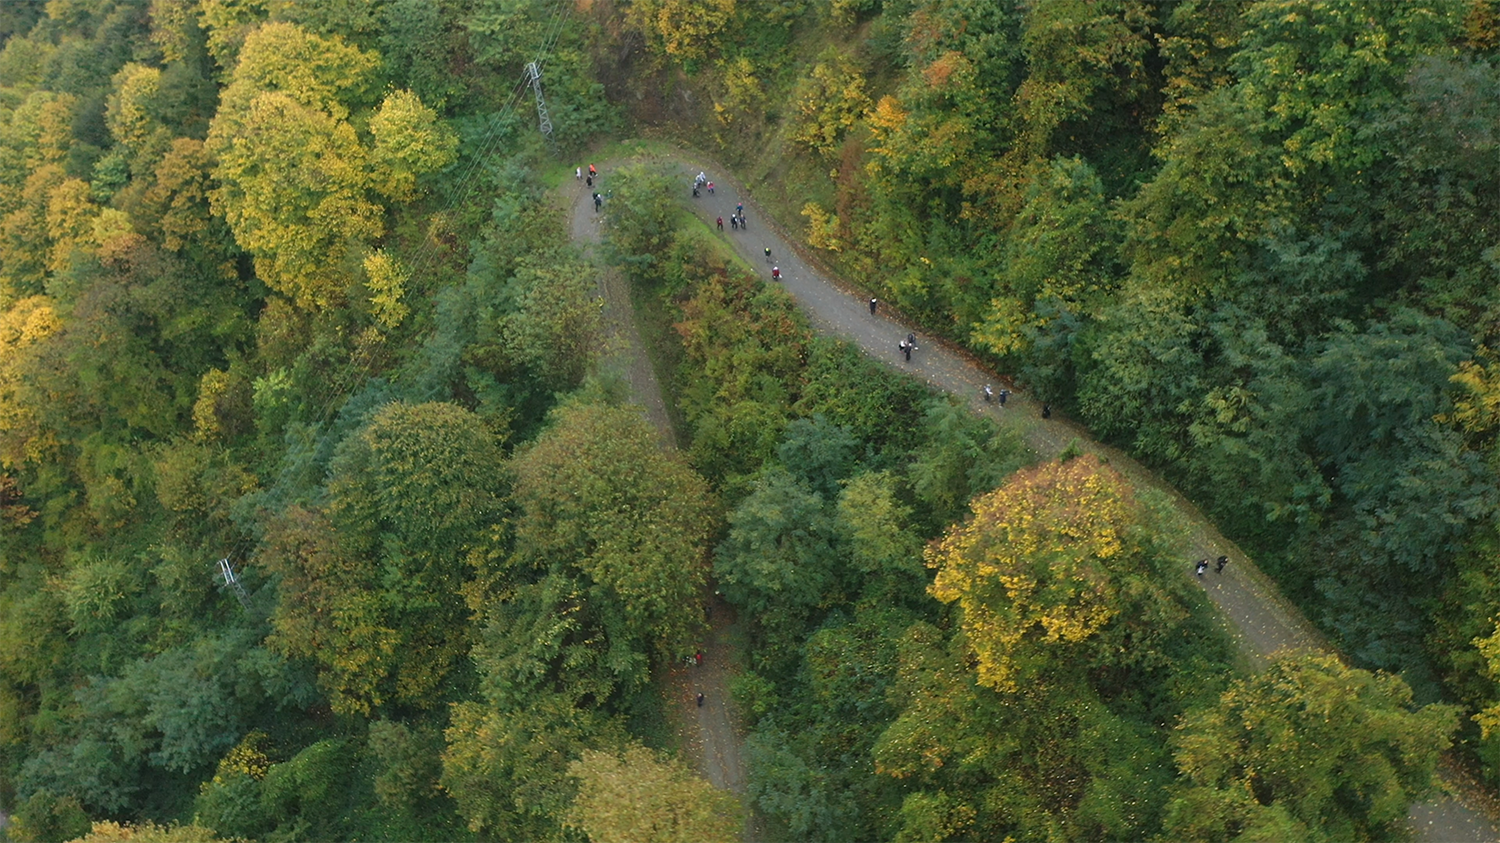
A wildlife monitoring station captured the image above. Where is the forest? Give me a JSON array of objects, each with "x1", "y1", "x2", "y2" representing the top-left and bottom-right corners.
[{"x1": 0, "y1": 0, "x2": 1496, "y2": 841}]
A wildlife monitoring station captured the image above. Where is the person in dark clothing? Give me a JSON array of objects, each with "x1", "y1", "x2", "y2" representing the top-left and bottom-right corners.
[
  {"x1": 869, "y1": 298, "x2": 878, "y2": 315},
  {"x1": 999, "y1": 389, "x2": 1009, "y2": 407},
  {"x1": 1215, "y1": 555, "x2": 1229, "y2": 573},
  {"x1": 593, "y1": 193, "x2": 601, "y2": 212},
  {"x1": 586, "y1": 175, "x2": 592, "y2": 187},
  {"x1": 907, "y1": 332, "x2": 915, "y2": 346},
  {"x1": 764, "y1": 246, "x2": 772, "y2": 262},
  {"x1": 716, "y1": 216, "x2": 723, "y2": 231},
  {"x1": 1042, "y1": 404, "x2": 1051, "y2": 419},
  {"x1": 692, "y1": 185, "x2": 699, "y2": 198},
  {"x1": 900, "y1": 340, "x2": 913, "y2": 362},
  {"x1": 739, "y1": 214, "x2": 747, "y2": 229},
  {"x1": 731, "y1": 215, "x2": 738, "y2": 230},
  {"x1": 1195, "y1": 559, "x2": 1208, "y2": 576},
  {"x1": 696, "y1": 692, "x2": 705, "y2": 707}
]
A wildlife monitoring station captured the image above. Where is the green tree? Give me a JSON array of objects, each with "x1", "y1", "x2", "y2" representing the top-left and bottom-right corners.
[
  {"x1": 566, "y1": 743, "x2": 743, "y2": 843},
  {"x1": 715, "y1": 469, "x2": 839, "y2": 665},
  {"x1": 266, "y1": 401, "x2": 505, "y2": 714},
  {"x1": 510, "y1": 400, "x2": 714, "y2": 662},
  {"x1": 1163, "y1": 652, "x2": 1459, "y2": 842}
]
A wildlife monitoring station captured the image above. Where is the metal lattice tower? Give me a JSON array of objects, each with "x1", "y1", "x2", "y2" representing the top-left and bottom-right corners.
[
  {"x1": 217, "y1": 557, "x2": 250, "y2": 611},
  {"x1": 526, "y1": 62, "x2": 553, "y2": 140}
]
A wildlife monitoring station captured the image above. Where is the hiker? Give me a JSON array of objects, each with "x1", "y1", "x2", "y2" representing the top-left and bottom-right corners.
[
  {"x1": 575, "y1": 166, "x2": 581, "y2": 180},
  {"x1": 764, "y1": 246, "x2": 772, "y2": 262},
  {"x1": 707, "y1": 181, "x2": 714, "y2": 194},
  {"x1": 984, "y1": 385, "x2": 994, "y2": 403},
  {"x1": 695, "y1": 651, "x2": 703, "y2": 667},
  {"x1": 593, "y1": 192, "x2": 601, "y2": 212},
  {"x1": 771, "y1": 266, "x2": 781, "y2": 281},
  {"x1": 736, "y1": 202, "x2": 743, "y2": 215},
  {"x1": 1042, "y1": 404, "x2": 1051, "y2": 419},
  {"x1": 586, "y1": 175, "x2": 592, "y2": 187},
  {"x1": 717, "y1": 216, "x2": 724, "y2": 231},
  {"x1": 692, "y1": 185, "x2": 700, "y2": 198},
  {"x1": 1215, "y1": 555, "x2": 1229, "y2": 574},
  {"x1": 696, "y1": 692, "x2": 705, "y2": 708},
  {"x1": 869, "y1": 298, "x2": 878, "y2": 315},
  {"x1": 696, "y1": 171, "x2": 707, "y2": 186},
  {"x1": 900, "y1": 339, "x2": 912, "y2": 362},
  {"x1": 999, "y1": 389, "x2": 1009, "y2": 407},
  {"x1": 589, "y1": 164, "x2": 597, "y2": 177},
  {"x1": 1195, "y1": 559, "x2": 1209, "y2": 577},
  {"x1": 731, "y1": 215, "x2": 738, "y2": 230},
  {"x1": 906, "y1": 332, "x2": 916, "y2": 347},
  {"x1": 739, "y1": 213, "x2": 748, "y2": 229}
]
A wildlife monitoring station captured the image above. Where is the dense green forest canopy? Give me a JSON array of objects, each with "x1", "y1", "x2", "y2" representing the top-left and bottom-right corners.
[{"x1": 0, "y1": 0, "x2": 1496, "y2": 841}]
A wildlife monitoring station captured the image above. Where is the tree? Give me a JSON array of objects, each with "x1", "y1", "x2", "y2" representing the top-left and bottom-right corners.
[
  {"x1": 1163, "y1": 652, "x2": 1459, "y2": 842},
  {"x1": 207, "y1": 22, "x2": 451, "y2": 309},
  {"x1": 566, "y1": 743, "x2": 743, "y2": 843},
  {"x1": 714, "y1": 469, "x2": 840, "y2": 662},
  {"x1": 66, "y1": 821, "x2": 226, "y2": 842},
  {"x1": 442, "y1": 694, "x2": 623, "y2": 841},
  {"x1": 626, "y1": 0, "x2": 736, "y2": 63},
  {"x1": 927, "y1": 454, "x2": 1181, "y2": 692},
  {"x1": 790, "y1": 49, "x2": 870, "y2": 158},
  {"x1": 264, "y1": 401, "x2": 505, "y2": 714},
  {"x1": 367, "y1": 89, "x2": 458, "y2": 203},
  {"x1": 1233, "y1": 0, "x2": 1460, "y2": 180},
  {"x1": 209, "y1": 86, "x2": 381, "y2": 308},
  {"x1": 835, "y1": 471, "x2": 924, "y2": 601},
  {"x1": 509, "y1": 401, "x2": 714, "y2": 662},
  {"x1": 906, "y1": 397, "x2": 1027, "y2": 527}
]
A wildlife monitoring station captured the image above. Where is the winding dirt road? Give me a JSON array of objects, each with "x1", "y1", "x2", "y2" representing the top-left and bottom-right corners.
[
  {"x1": 571, "y1": 149, "x2": 1500, "y2": 842},
  {"x1": 569, "y1": 170, "x2": 756, "y2": 839}
]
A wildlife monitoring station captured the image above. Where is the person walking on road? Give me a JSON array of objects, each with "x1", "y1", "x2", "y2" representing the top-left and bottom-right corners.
[
  {"x1": 900, "y1": 339, "x2": 913, "y2": 362},
  {"x1": 1215, "y1": 555, "x2": 1229, "y2": 574},
  {"x1": 717, "y1": 216, "x2": 723, "y2": 231},
  {"x1": 999, "y1": 389, "x2": 1009, "y2": 407},
  {"x1": 589, "y1": 164, "x2": 597, "y2": 178},
  {"x1": 1042, "y1": 404, "x2": 1051, "y2": 419},
  {"x1": 1196, "y1": 559, "x2": 1209, "y2": 577},
  {"x1": 771, "y1": 266, "x2": 781, "y2": 281},
  {"x1": 869, "y1": 298, "x2": 878, "y2": 315},
  {"x1": 764, "y1": 246, "x2": 772, "y2": 263},
  {"x1": 575, "y1": 166, "x2": 581, "y2": 180},
  {"x1": 731, "y1": 215, "x2": 738, "y2": 230},
  {"x1": 697, "y1": 692, "x2": 705, "y2": 708},
  {"x1": 984, "y1": 384, "x2": 994, "y2": 403},
  {"x1": 593, "y1": 192, "x2": 601, "y2": 212}
]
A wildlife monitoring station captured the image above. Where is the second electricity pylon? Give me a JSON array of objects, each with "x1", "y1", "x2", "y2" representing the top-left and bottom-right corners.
[
  {"x1": 525, "y1": 61, "x2": 553, "y2": 141},
  {"x1": 217, "y1": 557, "x2": 250, "y2": 611}
]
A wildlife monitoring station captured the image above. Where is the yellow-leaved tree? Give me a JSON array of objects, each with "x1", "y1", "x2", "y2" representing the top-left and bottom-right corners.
[
  {"x1": 625, "y1": 0, "x2": 736, "y2": 63},
  {"x1": 566, "y1": 743, "x2": 743, "y2": 843},
  {"x1": 207, "y1": 22, "x2": 455, "y2": 310},
  {"x1": 928, "y1": 453, "x2": 1180, "y2": 691}
]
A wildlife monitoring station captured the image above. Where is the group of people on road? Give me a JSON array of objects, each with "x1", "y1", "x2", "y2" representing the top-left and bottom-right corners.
[
  {"x1": 1195, "y1": 556, "x2": 1230, "y2": 576},
  {"x1": 580, "y1": 162, "x2": 605, "y2": 212}
]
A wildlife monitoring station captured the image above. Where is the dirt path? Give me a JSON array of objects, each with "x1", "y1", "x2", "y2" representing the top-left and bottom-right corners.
[
  {"x1": 653, "y1": 153, "x2": 1498, "y2": 842},
  {"x1": 569, "y1": 171, "x2": 757, "y2": 839}
]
